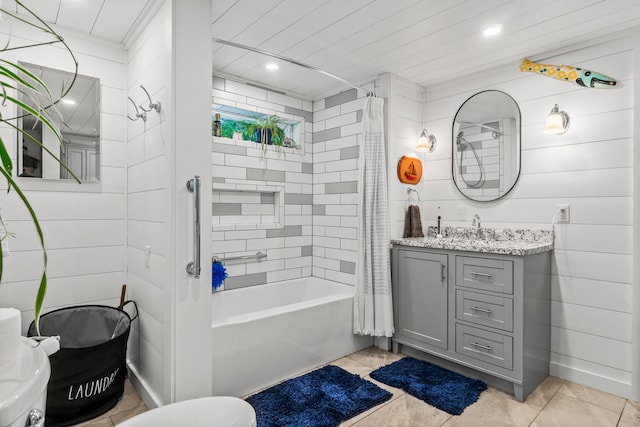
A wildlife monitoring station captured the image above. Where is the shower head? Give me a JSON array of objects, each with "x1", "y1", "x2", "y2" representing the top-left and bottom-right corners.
[{"x1": 456, "y1": 131, "x2": 467, "y2": 145}]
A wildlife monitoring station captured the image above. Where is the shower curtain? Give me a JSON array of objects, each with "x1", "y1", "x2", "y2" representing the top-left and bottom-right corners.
[{"x1": 354, "y1": 95, "x2": 394, "y2": 337}]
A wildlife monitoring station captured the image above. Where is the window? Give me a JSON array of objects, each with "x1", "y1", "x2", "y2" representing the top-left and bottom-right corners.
[{"x1": 212, "y1": 105, "x2": 302, "y2": 149}]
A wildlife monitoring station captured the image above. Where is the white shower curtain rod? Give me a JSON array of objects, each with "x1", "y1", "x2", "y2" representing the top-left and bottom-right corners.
[{"x1": 213, "y1": 38, "x2": 374, "y2": 96}]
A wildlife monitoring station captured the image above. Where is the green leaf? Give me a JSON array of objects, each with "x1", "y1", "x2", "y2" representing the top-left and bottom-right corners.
[
  {"x1": 0, "y1": 231, "x2": 3, "y2": 284},
  {"x1": 0, "y1": 140, "x2": 13, "y2": 178},
  {"x1": 0, "y1": 62, "x2": 46, "y2": 95},
  {"x1": 34, "y1": 272, "x2": 47, "y2": 335},
  {"x1": 0, "y1": 135, "x2": 11, "y2": 193}
]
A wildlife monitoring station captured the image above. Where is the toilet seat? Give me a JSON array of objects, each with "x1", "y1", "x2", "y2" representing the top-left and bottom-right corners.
[{"x1": 116, "y1": 396, "x2": 256, "y2": 427}]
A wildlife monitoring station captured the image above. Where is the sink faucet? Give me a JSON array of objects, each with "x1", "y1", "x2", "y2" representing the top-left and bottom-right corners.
[{"x1": 472, "y1": 214, "x2": 481, "y2": 238}]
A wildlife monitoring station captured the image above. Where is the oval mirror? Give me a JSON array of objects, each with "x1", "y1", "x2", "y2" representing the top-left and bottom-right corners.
[{"x1": 452, "y1": 90, "x2": 520, "y2": 201}]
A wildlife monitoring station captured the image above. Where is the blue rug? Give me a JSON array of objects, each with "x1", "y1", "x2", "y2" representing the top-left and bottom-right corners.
[
  {"x1": 246, "y1": 365, "x2": 392, "y2": 427},
  {"x1": 370, "y1": 357, "x2": 487, "y2": 415}
]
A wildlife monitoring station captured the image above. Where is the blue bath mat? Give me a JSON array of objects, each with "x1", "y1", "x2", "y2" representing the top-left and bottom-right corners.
[
  {"x1": 246, "y1": 364, "x2": 392, "y2": 427},
  {"x1": 370, "y1": 357, "x2": 487, "y2": 415}
]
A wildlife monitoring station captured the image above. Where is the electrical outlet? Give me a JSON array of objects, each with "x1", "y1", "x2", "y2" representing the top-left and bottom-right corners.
[
  {"x1": 457, "y1": 206, "x2": 466, "y2": 221},
  {"x1": 557, "y1": 204, "x2": 570, "y2": 224}
]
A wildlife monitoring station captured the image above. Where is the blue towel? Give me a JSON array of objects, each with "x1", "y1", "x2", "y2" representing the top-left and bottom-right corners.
[{"x1": 212, "y1": 262, "x2": 227, "y2": 290}]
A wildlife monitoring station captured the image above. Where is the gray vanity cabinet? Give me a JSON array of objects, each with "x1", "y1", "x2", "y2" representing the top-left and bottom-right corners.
[
  {"x1": 391, "y1": 245, "x2": 551, "y2": 402},
  {"x1": 395, "y1": 249, "x2": 448, "y2": 350}
]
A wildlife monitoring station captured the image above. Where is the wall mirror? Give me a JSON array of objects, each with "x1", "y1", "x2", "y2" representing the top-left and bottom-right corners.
[
  {"x1": 17, "y1": 62, "x2": 100, "y2": 181},
  {"x1": 452, "y1": 90, "x2": 520, "y2": 202}
]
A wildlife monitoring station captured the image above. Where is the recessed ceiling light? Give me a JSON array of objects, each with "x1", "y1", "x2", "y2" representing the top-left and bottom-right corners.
[
  {"x1": 483, "y1": 25, "x2": 502, "y2": 37},
  {"x1": 265, "y1": 62, "x2": 279, "y2": 71},
  {"x1": 61, "y1": 98, "x2": 76, "y2": 105}
]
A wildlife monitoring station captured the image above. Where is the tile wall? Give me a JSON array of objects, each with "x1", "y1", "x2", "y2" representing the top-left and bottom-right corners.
[
  {"x1": 211, "y1": 79, "x2": 369, "y2": 289},
  {"x1": 211, "y1": 76, "x2": 314, "y2": 289},
  {"x1": 311, "y1": 88, "x2": 367, "y2": 285},
  {"x1": 454, "y1": 118, "x2": 517, "y2": 198}
]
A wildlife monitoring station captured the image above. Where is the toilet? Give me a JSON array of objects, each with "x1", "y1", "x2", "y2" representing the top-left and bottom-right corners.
[
  {"x1": 0, "y1": 337, "x2": 51, "y2": 427},
  {"x1": 116, "y1": 396, "x2": 256, "y2": 427}
]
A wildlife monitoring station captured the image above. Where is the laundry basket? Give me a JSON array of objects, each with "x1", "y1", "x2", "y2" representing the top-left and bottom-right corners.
[{"x1": 27, "y1": 301, "x2": 137, "y2": 427}]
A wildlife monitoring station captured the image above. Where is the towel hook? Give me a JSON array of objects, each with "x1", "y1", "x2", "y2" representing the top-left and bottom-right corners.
[
  {"x1": 139, "y1": 85, "x2": 161, "y2": 113},
  {"x1": 127, "y1": 97, "x2": 147, "y2": 122}
]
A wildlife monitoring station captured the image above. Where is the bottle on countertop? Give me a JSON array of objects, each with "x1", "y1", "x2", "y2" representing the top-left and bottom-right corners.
[{"x1": 213, "y1": 113, "x2": 221, "y2": 137}]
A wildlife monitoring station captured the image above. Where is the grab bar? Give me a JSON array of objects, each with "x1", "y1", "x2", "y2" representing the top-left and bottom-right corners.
[
  {"x1": 186, "y1": 176, "x2": 201, "y2": 277},
  {"x1": 212, "y1": 251, "x2": 267, "y2": 263}
]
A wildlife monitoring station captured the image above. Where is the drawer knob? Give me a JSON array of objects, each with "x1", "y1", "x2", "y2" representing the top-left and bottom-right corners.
[
  {"x1": 470, "y1": 341, "x2": 492, "y2": 352},
  {"x1": 470, "y1": 271, "x2": 493, "y2": 279},
  {"x1": 471, "y1": 306, "x2": 493, "y2": 314}
]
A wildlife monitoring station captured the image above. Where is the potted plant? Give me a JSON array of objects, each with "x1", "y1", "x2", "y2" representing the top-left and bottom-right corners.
[
  {"x1": 1, "y1": 0, "x2": 80, "y2": 334},
  {"x1": 246, "y1": 115, "x2": 286, "y2": 149}
]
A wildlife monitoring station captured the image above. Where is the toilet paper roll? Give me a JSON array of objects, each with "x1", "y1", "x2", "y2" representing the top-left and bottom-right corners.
[{"x1": 0, "y1": 308, "x2": 21, "y2": 369}]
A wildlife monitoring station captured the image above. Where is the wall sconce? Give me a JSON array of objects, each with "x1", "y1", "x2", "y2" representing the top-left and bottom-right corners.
[
  {"x1": 416, "y1": 129, "x2": 437, "y2": 152},
  {"x1": 416, "y1": 89, "x2": 436, "y2": 152},
  {"x1": 543, "y1": 104, "x2": 570, "y2": 135}
]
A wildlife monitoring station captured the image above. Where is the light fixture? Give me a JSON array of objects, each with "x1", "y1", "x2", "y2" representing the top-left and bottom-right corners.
[
  {"x1": 416, "y1": 89, "x2": 437, "y2": 152},
  {"x1": 265, "y1": 62, "x2": 279, "y2": 71},
  {"x1": 483, "y1": 25, "x2": 502, "y2": 37},
  {"x1": 543, "y1": 104, "x2": 570, "y2": 135},
  {"x1": 61, "y1": 98, "x2": 76, "y2": 105},
  {"x1": 416, "y1": 129, "x2": 437, "y2": 152}
]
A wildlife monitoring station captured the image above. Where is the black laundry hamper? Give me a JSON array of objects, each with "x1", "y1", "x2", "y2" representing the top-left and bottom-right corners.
[{"x1": 27, "y1": 301, "x2": 137, "y2": 427}]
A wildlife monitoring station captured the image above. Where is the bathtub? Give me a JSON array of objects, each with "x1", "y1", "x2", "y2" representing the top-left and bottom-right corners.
[{"x1": 211, "y1": 277, "x2": 372, "y2": 397}]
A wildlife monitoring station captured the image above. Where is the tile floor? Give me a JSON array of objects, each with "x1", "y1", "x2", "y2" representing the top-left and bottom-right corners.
[
  {"x1": 76, "y1": 380, "x2": 147, "y2": 426},
  {"x1": 80, "y1": 347, "x2": 640, "y2": 426}
]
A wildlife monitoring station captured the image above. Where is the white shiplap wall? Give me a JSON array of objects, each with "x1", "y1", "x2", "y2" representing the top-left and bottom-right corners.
[
  {"x1": 0, "y1": 22, "x2": 127, "y2": 330},
  {"x1": 385, "y1": 73, "x2": 426, "y2": 240},
  {"x1": 125, "y1": 2, "x2": 171, "y2": 406},
  {"x1": 413, "y1": 37, "x2": 633, "y2": 398}
]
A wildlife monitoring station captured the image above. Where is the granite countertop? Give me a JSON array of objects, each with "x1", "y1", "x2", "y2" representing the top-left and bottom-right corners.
[{"x1": 391, "y1": 227, "x2": 554, "y2": 256}]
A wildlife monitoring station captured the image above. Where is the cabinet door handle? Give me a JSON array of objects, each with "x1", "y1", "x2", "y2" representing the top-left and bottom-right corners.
[
  {"x1": 470, "y1": 342, "x2": 492, "y2": 351},
  {"x1": 441, "y1": 263, "x2": 446, "y2": 281},
  {"x1": 470, "y1": 271, "x2": 493, "y2": 279},
  {"x1": 471, "y1": 306, "x2": 493, "y2": 314}
]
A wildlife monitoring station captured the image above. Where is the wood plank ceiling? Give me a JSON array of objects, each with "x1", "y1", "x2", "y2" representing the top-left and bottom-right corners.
[
  {"x1": 6, "y1": 1, "x2": 640, "y2": 100},
  {"x1": 5, "y1": 0, "x2": 152, "y2": 44},
  {"x1": 213, "y1": 0, "x2": 640, "y2": 99}
]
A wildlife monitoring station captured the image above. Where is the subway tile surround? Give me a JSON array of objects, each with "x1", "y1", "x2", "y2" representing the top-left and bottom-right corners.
[
  {"x1": 211, "y1": 78, "x2": 366, "y2": 289},
  {"x1": 212, "y1": 182, "x2": 284, "y2": 230},
  {"x1": 312, "y1": 88, "x2": 366, "y2": 285},
  {"x1": 212, "y1": 76, "x2": 313, "y2": 289}
]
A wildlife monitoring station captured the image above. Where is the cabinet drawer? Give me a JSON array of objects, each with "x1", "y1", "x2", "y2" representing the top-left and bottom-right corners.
[
  {"x1": 456, "y1": 256, "x2": 513, "y2": 294},
  {"x1": 455, "y1": 324, "x2": 513, "y2": 370},
  {"x1": 456, "y1": 290, "x2": 513, "y2": 332}
]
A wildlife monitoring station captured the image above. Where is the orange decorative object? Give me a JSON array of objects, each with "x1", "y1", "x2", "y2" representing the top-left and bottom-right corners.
[{"x1": 397, "y1": 156, "x2": 422, "y2": 184}]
